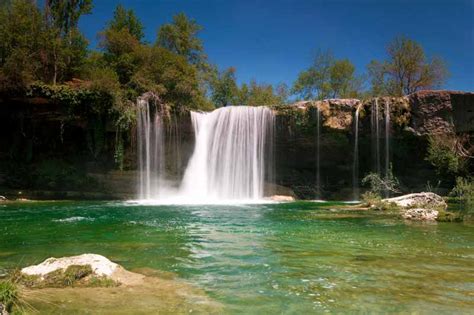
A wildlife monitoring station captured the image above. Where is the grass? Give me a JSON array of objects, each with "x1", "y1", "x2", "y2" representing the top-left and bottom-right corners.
[
  {"x1": 12, "y1": 265, "x2": 120, "y2": 289},
  {"x1": 0, "y1": 280, "x2": 18, "y2": 312}
]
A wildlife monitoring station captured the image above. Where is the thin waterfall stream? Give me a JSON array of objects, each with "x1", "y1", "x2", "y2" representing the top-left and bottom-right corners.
[{"x1": 352, "y1": 104, "x2": 361, "y2": 200}]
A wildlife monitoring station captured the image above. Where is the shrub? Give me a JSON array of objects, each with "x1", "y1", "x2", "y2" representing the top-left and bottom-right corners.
[
  {"x1": 426, "y1": 134, "x2": 466, "y2": 175},
  {"x1": 451, "y1": 177, "x2": 474, "y2": 214},
  {"x1": 362, "y1": 166, "x2": 400, "y2": 196}
]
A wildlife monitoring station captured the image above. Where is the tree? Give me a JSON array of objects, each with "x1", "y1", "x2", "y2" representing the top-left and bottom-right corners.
[
  {"x1": 0, "y1": 0, "x2": 47, "y2": 90},
  {"x1": 240, "y1": 80, "x2": 286, "y2": 106},
  {"x1": 367, "y1": 36, "x2": 448, "y2": 96},
  {"x1": 292, "y1": 50, "x2": 361, "y2": 100},
  {"x1": 156, "y1": 13, "x2": 205, "y2": 66},
  {"x1": 210, "y1": 67, "x2": 239, "y2": 107},
  {"x1": 131, "y1": 46, "x2": 210, "y2": 110},
  {"x1": 45, "y1": 0, "x2": 93, "y2": 36},
  {"x1": 99, "y1": 5, "x2": 144, "y2": 85},
  {"x1": 106, "y1": 4, "x2": 144, "y2": 41},
  {"x1": 44, "y1": 0, "x2": 92, "y2": 84}
]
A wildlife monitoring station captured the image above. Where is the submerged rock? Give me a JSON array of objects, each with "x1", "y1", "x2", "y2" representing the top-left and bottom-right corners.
[
  {"x1": 383, "y1": 192, "x2": 447, "y2": 211},
  {"x1": 402, "y1": 208, "x2": 439, "y2": 221}
]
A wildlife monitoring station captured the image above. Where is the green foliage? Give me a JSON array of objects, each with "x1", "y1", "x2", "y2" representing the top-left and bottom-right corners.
[
  {"x1": 0, "y1": 0, "x2": 46, "y2": 91},
  {"x1": 426, "y1": 134, "x2": 466, "y2": 175},
  {"x1": 108, "y1": 4, "x2": 144, "y2": 41},
  {"x1": 451, "y1": 177, "x2": 474, "y2": 214},
  {"x1": 292, "y1": 50, "x2": 362, "y2": 100},
  {"x1": 211, "y1": 67, "x2": 287, "y2": 107},
  {"x1": 0, "y1": 280, "x2": 18, "y2": 312},
  {"x1": 361, "y1": 191, "x2": 382, "y2": 206},
  {"x1": 436, "y1": 211, "x2": 463, "y2": 222},
  {"x1": 46, "y1": 0, "x2": 93, "y2": 35},
  {"x1": 157, "y1": 13, "x2": 205, "y2": 65},
  {"x1": 238, "y1": 80, "x2": 287, "y2": 106},
  {"x1": 362, "y1": 167, "x2": 400, "y2": 196},
  {"x1": 210, "y1": 67, "x2": 239, "y2": 107},
  {"x1": 368, "y1": 36, "x2": 448, "y2": 96}
]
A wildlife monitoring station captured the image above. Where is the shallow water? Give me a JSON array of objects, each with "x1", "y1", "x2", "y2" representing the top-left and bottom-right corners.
[{"x1": 1, "y1": 201, "x2": 473, "y2": 313}]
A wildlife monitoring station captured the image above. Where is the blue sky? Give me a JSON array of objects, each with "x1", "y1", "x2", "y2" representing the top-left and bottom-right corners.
[{"x1": 78, "y1": 0, "x2": 474, "y2": 91}]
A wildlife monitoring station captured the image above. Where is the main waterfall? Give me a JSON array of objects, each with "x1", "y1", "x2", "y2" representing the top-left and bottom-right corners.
[
  {"x1": 136, "y1": 103, "x2": 274, "y2": 203},
  {"x1": 179, "y1": 106, "x2": 274, "y2": 202}
]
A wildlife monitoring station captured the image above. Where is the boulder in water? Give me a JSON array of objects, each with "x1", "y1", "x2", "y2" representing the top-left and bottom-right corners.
[
  {"x1": 22, "y1": 254, "x2": 118, "y2": 278},
  {"x1": 382, "y1": 192, "x2": 447, "y2": 211},
  {"x1": 21, "y1": 253, "x2": 144, "y2": 286},
  {"x1": 402, "y1": 208, "x2": 439, "y2": 221}
]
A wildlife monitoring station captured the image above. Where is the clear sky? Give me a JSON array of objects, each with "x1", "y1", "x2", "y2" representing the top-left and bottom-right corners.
[{"x1": 77, "y1": 0, "x2": 474, "y2": 91}]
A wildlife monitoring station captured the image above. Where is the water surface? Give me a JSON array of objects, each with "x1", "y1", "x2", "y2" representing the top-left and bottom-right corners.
[{"x1": 1, "y1": 201, "x2": 473, "y2": 313}]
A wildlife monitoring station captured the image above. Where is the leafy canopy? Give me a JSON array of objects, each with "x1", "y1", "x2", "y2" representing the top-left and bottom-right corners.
[
  {"x1": 367, "y1": 36, "x2": 448, "y2": 96},
  {"x1": 292, "y1": 50, "x2": 362, "y2": 100}
]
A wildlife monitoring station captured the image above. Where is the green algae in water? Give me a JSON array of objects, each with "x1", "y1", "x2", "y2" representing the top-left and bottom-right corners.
[{"x1": 0, "y1": 201, "x2": 473, "y2": 314}]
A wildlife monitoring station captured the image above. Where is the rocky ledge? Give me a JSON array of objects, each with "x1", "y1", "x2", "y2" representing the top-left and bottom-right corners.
[
  {"x1": 382, "y1": 192, "x2": 449, "y2": 221},
  {"x1": 13, "y1": 254, "x2": 221, "y2": 314}
]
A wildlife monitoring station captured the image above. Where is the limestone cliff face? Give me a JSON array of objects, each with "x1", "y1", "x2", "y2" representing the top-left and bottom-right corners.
[
  {"x1": 272, "y1": 90, "x2": 473, "y2": 199},
  {"x1": 0, "y1": 90, "x2": 472, "y2": 200}
]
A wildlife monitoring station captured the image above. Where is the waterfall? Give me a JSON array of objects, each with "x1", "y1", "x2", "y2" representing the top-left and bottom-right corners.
[
  {"x1": 137, "y1": 98, "x2": 165, "y2": 199},
  {"x1": 315, "y1": 107, "x2": 321, "y2": 199},
  {"x1": 371, "y1": 98, "x2": 382, "y2": 176},
  {"x1": 385, "y1": 101, "x2": 391, "y2": 197},
  {"x1": 352, "y1": 104, "x2": 361, "y2": 200},
  {"x1": 371, "y1": 98, "x2": 392, "y2": 196},
  {"x1": 179, "y1": 106, "x2": 274, "y2": 202}
]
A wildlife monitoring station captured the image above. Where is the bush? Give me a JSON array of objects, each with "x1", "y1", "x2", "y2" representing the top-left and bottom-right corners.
[
  {"x1": 451, "y1": 177, "x2": 474, "y2": 214},
  {"x1": 426, "y1": 134, "x2": 466, "y2": 175},
  {"x1": 362, "y1": 166, "x2": 400, "y2": 196}
]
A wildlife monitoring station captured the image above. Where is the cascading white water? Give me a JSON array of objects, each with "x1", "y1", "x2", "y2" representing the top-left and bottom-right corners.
[
  {"x1": 371, "y1": 98, "x2": 392, "y2": 196},
  {"x1": 315, "y1": 107, "x2": 321, "y2": 199},
  {"x1": 375, "y1": 99, "x2": 381, "y2": 175},
  {"x1": 384, "y1": 101, "x2": 391, "y2": 197},
  {"x1": 385, "y1": 102, "x2": 390, "y2": 176},
  {"x1": 137, "y1": 99, "x2": 165, "y2": 199},
  {"x1": 352, "y1": 104, "x2": 361, "y2": 200},
  {"x1": 179, "y1": 106, "x2": 274, "y2": 202}
]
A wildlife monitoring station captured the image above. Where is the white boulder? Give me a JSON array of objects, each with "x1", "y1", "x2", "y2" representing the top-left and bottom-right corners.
[
  {"x1": 383, "y1": 192, "x2": 447, "y2": 210},
  {"x1": 21, "y1": 254, "x2": 119, "y2": 278}
]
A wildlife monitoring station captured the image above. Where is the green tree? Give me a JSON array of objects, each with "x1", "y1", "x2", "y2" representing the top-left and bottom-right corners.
[
  {"x1": 45, "y1": 0, "x2": 93, "y2": 36},
  {"x1": 293, "y1": 50, "x2": 361, "y2": 100},
  {"x1": 131, "y1": 46, "x2": 210, "y2": 110},
  {"x1": 99, "y1": 5, "x2": 144, "y2": 85},
  {"x1": 367, "y1": 36, "x2": 448, "y2": 96},
  {"x1": 244, "y1": 80, "x2": 286, "y2": 106},
  {"x1": 106, "y1": 4, "x2": 144, "y2": 41},
  {"x1": 156, "y1": 13, "x2": 205, "y2": 66},
  {"x1": 0, "y1": 0, "x2": 46, "y2": 90},
  {"x1": 210, "y1": 67, "x2": 239, "y2": 107},
  {"x1": 44, "y1": 0, "x2": 92, "y2": 84}
]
